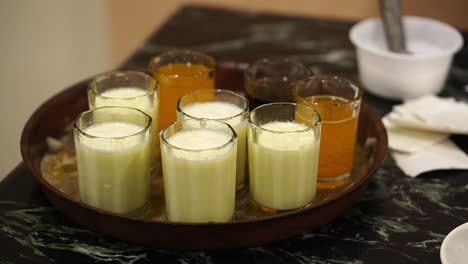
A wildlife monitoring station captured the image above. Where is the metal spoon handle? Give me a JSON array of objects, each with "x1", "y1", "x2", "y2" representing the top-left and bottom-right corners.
[{"x1": 380, "y1": 0, "x2": 407, "y2": 53}]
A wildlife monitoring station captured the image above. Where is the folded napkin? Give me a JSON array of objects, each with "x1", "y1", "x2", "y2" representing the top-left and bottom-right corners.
[
  {"x1": 383, "y1": 95, "x2": 468, "y2": 177},
  {"x1": 387, "y1": 95, "x2": 468, "y2": 135}
]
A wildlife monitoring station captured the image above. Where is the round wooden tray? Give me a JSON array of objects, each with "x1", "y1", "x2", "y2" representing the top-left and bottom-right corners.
[{"x1": 20, "y1": 61, "x2": 388, "y2": 250}]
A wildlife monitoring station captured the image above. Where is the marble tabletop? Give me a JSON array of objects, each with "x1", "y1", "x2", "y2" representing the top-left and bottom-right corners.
[{"x1": 2, "y1": 5, "x2": 468, "y2": 263}]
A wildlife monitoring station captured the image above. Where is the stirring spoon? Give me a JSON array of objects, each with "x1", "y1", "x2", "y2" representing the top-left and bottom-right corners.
[{"x1": 379, "y1": 0, "x2": 410, "y2": 54}]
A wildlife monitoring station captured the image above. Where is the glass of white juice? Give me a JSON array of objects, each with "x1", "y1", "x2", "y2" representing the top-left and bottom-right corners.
[
  {"x1": 177, "y1": 89, "x2": 248, "y2": 189},
  {"x1": 160, "y1": 119, "x2": 237, "y2": 223},
  {"x1": 88, "y1": 71, "x2": 159, "y2": 164},
  {"x1": 73, "y1": 106, "x2": 152, "y2": 214},
  {"x1": 248, "y1": 103, "x2": 321, "y2": 211}
]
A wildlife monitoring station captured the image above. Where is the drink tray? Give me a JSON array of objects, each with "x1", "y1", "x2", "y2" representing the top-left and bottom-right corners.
[{"x1": 20, "y1": 61, "x2": 387, "y2": 250}]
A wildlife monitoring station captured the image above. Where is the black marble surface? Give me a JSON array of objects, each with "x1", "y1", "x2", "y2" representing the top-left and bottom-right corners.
[{"x1": 2, "y1": 5, "x2": 468, "y2": 263}]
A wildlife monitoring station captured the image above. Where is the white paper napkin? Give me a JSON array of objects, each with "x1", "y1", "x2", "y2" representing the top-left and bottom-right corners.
[
  {"x1": 391, "y1": 139, "x2": 468, "y2": 177},
  {"x1": 383, "y1": 117, "x2": 449, "y2": 153},
  {"x1": 383, "y1": 95, "x2": 468, "y2": 177},
  {"x1": 388, "y1": 95, "x2": 468, "y2": 135}
]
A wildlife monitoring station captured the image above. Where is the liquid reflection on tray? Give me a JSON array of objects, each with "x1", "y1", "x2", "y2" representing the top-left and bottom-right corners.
[{"x1": 40, "y1": 128, "x2": 375, "y2": 222}]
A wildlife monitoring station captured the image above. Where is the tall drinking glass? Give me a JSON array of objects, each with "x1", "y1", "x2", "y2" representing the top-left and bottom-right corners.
[
  {"x1": 149, "y1": 50, "x2": 215, "y2": 131},
  {"x1": 73, "y1": 107, "x2": 152, "y2": 214},
  {"x1": 245, "y1": 58, "x2": 312, "y2": 108},
  {"x1": 88, "y1": 71, "x2": 159, "y2": 160},
  {"x1": 177, "y1": 89, "x2": 249, "y2": 189},
  {"x1": 160, "y1": 119, "x2": 237, "y2": 222},
  {"x1": 248, "y1": 103, "x2": 321, "y2": 211},
  {"x1": 294, "y1": 76, "x2": 362, "y2": 187}
]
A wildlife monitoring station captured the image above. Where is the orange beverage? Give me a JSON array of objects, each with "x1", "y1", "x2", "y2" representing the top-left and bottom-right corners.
[
  {"x1": 150, "y1": 51, "x2": 215, "y2": 131},
  {"x1": 299, "y1": 96, "x2": 358, "y2": 179},
  {"x1": 294, "y1": 76, "x2": 362, "y2": 185}
]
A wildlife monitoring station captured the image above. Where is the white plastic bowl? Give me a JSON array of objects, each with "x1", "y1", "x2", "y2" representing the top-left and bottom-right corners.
[
  {"x1": 441, "y1": 222, "x2": 468, "y2": 264},
  {"x1": 349, "y1": 16, "x2": 463, "y2": 100}
]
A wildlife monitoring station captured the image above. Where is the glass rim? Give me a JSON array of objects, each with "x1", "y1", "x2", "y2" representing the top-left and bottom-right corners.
[
  {"x1": 245, "y1": 57, "x2": 312, "y2": 84},
  {"x1": 177, "y1": 89, "x2": 249, "y2": 122},
  {"x1": 295, "y1": 75, "x2": 363, "y2": 105},
  {"x1": 89, "y1": 71, "x2": 158, "y2": 100},
  {"x1": 160, "y1": 119, "x2": 238, "y2": 153},
  {"x1": 149, "y1": 50, "x2": 215, "y2": 78},
  {"x1": 73, "y1": 106, "x2": 152, "y2": 140},
  {"x1": 248, "y1": 102, "x2": 321, "y2": 134}
]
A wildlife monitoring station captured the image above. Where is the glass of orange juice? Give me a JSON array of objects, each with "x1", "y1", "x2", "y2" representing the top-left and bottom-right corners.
[
  {"x1": 149, "y1": 50, "x2": 215, "y2": 131},
  {"x1": 294, "y1": 76, "x2": 362, "y2": 187}
]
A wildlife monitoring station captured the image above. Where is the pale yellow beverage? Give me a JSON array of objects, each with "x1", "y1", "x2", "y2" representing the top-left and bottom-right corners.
[
  {"x1": 248, "y1": 121, "x2": 319, "y2": 210},
  {"x1": 75, "y1": 122, "x2": 151, "y2": 214},
  {"x1": 94, "y1": 87, "x2": 158, "y2": 122},
  {"x1": 88, "y1": 72, "x2": 159, "y2": 170},
  {"x1": 161, "y1": 127, "x2": 237, "y2": 222},
  {"x1": 179, "y1": 101, "x2": 247, "y2": 187},
  {"x1": 91, "y1": 86, "x2": 159, "y2": 144}
]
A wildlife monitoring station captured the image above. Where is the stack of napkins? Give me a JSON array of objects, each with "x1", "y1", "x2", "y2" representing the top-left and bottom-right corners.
[{"x1": 383, "y1": 95, "x2": 468, "y2": 177}]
